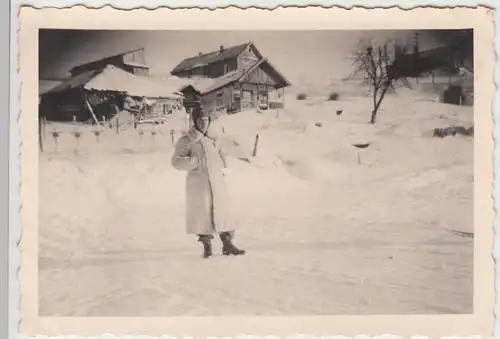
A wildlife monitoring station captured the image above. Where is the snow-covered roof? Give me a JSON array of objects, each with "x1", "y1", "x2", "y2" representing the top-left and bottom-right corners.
[
  {"x1": 44, "y1": 65, "x2": 183, "y2": 99},
  {"x1": 178, "y1": 58, "x2": 292, "y2": 95},
  {"x1": 171, "y1": 42, "x2": 254, "y2": 74},
  {"x1": 180, "y1": 70, "x2": 245, "y2": 94},
  {"x1": 39, "y1": 80, "x2": 63, "y2": 95}
]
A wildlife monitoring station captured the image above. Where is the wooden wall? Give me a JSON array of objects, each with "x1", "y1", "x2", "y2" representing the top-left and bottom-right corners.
[
  {"x1": 199, "y1": 86, "x2": 233, "y2": 114},
  {"x1": 238, "y1": 45, "x2": 260, "y2": 70},
  {"x1": 40, "y1": 89, "x2": 89, "y2": 122},
  {"x1": 242, "y1": 64, "x2": 278, "y2": 86},
  {"x1": 40, "y1": 90, "x2": 125, "y2": 122},
  {"x1": 122, "y1": 49, "x2": 147, "y2": 65},
  {"x1": 201, "y1": 83, "x2": 264, "y2": 114},
  {"x1": 180, "y1": 82, "x2": 281, "y2": 116},
  {"x1": 199, "y1": 82, "x2": 278, "y2": 114},
  {"x1": 175, "y1": 58, "x2": 238, "y2": 79},
  {"x1": 123, "y1": 65, "x2": 149, "y2": 76},
  {"x1": 70, "y1": 49, "x2": 149, "y2": 77}
]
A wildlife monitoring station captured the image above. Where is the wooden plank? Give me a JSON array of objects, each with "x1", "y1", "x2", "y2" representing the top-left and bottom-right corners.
[{"x1": 85, "y1": 99, "x2": 102, "y2": 127}]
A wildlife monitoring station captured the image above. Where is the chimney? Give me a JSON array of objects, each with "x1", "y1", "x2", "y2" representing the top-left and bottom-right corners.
[{"x1": 220, "y1": 45, "x2": 225, "y2": 54}]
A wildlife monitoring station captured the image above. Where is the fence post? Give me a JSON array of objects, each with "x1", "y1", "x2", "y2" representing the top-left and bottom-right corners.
[
  {"x1": 43, "y1": 116, "x2": 47, "y2": 139},
  {"x1": 151, "y1": 123, "x2": 156, "y2": 148},
  {"x1": 38, "y1": 116, "x2": 43, "y2": 152},
  {"x1": 252, "y1": 134, "x2": 260, "y2": 157},
  {"x1": 53, "y1": 131, "x2": 59, "y2": 152}
]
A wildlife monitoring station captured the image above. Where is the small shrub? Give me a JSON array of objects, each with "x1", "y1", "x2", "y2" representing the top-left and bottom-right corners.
[
  {"x1": 315, "y1": 122, "x2": 323, "y2": 127},
  {"x1": 296, "y1": 93, "x2": 308, "y2": 101},
  {"x1": 456, "y1": 126, "x2": 474, "y2": 136},
  {"x1": 433, "y1": 125, "x2": 474, "y2": 138},
  {"x1": 328, "y1": 92, "x2": 339, "y2": 101}
]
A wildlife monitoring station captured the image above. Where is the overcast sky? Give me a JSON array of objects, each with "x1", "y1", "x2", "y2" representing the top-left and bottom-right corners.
[{"x1": 39, "y1": 29, "x2": 458, "y2": 84}]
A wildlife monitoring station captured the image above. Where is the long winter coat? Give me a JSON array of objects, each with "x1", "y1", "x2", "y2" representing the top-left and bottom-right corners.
[{"x1": 171, "y1": 122, "x2": 236, "y2": 235}]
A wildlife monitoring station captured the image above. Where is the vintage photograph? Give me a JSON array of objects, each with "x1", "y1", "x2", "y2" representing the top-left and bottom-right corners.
[{"x1": 37, "y1": 28, "x2": 476, "y2": 317}]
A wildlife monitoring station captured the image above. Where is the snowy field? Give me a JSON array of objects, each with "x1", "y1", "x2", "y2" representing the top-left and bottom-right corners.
[{"x1": 38, "y1": 88, "x2": 474, "y2": 316}]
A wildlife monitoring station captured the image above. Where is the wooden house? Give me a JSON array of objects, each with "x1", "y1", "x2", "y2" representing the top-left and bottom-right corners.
[
  {"x1": 170, "y1": 42, "x2": 291, "y2": 114},
  {"x1": 40, "y1": 47, "x2": 185, "y2": 122},
  {"x1": 40, "y1": 65, "x2": 181, "y2": 122},
  {"x1": 387, "y1": 43, "x2": 473, "y2": 106},
  {"x1": 69, "y1": 48, "x2": 150, "y2": 77},
  {"x1": 388, "y1": 44, "x2": 470, "y2": 79}
]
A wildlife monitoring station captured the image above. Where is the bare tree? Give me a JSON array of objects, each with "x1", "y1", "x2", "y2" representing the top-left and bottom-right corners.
[{"x1": 350, "y1": 39, "x2": 412, "y2": 124}]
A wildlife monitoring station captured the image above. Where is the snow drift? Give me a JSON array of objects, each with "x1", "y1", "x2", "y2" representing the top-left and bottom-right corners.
[{"x1": 38, "y1": 92, "x2": 474, "y2": 316}]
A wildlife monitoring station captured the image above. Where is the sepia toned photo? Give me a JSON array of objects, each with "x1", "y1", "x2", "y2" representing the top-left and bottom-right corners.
[{"x1": 18, "y1": 6, "x2": 495, "y2": 338}]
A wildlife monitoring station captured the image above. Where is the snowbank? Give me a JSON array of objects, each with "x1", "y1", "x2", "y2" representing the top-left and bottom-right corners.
[
  {"x1": 39, "y1": 91, "x2": 474, "y2": 316},
  {"x1": 108, "y1": 109, "x2": 135, "y2": 126}
]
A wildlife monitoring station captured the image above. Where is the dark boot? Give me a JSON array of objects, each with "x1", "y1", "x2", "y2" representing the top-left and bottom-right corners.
[
  {"x1": 197, "y1": 235, "x2": 213, "y2": 259},
  {"x1": 220, "y1": 232, "x2": 246, "y2": 256}
]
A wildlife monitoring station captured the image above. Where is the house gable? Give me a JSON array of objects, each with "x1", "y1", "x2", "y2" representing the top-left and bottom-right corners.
[
  {"x1": 122, "y1": 49, "x2": 147, "y2": 67},
  {"x1": 69, "y1": 48, "x2": 150, "y2": 77},
  {"x1": 237, "y1": 43, "x2": 263, "y2": 70},
  {"x1": 239, "y1": 59, "x2": 291, "y2": 89}
]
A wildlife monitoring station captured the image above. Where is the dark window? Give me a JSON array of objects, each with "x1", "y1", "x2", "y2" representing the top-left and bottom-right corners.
[{"x1": 216, "y1": 91, "x2": 224, "y2": 110}]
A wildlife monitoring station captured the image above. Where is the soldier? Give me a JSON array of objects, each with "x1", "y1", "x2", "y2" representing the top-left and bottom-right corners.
[{"x1": 171, "y1": 99, "x2": 245, "y2": 258}]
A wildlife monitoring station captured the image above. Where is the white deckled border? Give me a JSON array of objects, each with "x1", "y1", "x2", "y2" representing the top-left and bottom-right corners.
[{"x1": 10, "y1": 2, "x2": 498, "y2": 339}]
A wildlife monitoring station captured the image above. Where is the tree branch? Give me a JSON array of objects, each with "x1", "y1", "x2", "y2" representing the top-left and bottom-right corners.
[{"x1": 348, "y1": 38, "x2": 413, "y2": 124}]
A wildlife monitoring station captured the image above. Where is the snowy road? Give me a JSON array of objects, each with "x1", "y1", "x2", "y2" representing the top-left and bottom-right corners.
[
  {"x1": 39, "y1": 158, "x2": 473, "y2": 316},
  {"x1": 39, "y1": 217, "x2": 472, "y2": 317},
  {"x1": 39, "y1": 224, "x2": 472, "y2": 316}
]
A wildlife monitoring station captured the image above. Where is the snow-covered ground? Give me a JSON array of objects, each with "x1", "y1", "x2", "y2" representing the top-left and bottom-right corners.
[{"x1": 38, "y1": 88, "x2": 474, "y2": 316}]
